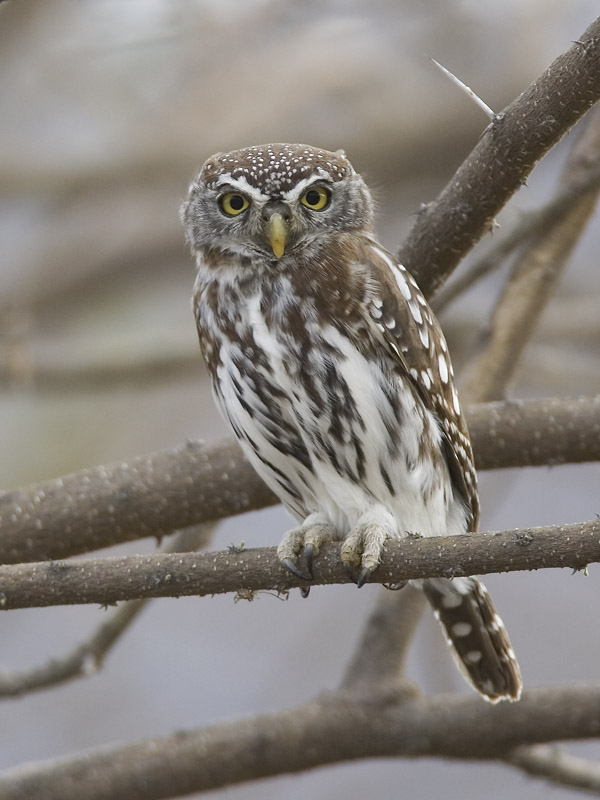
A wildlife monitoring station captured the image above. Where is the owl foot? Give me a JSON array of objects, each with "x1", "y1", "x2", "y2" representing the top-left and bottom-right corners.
[
  {"x1": 277, "y1": 512, "x2": 336, "y2": 581},
  {"x1": 340, "y1": 505, "x2": 396, "y2": 588}
]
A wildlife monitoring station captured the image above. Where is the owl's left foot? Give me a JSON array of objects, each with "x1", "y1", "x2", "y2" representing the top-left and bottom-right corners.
[
  {"x1": 340, "y1": 505, "x2": 396, "y2": 588},
  {"x1": 277, "y1": 512, "x2": 336, "y2": 581}
]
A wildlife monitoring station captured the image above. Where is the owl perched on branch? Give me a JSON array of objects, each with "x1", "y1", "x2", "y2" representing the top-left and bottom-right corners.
[{"x1": 181, "y1": 143, "x2": 521, "y2": 702}]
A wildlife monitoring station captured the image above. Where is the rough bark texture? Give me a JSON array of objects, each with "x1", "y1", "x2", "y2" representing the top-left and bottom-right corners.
[
  {"x1": 399, "y1": 16, "x2": 600, "y2": 296},
  {"x1": 0, "y1": 395, "x2": 598, "y2": 565}
]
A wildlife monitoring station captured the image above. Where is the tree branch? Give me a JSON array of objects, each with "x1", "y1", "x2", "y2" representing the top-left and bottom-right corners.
[
  {"x1": 507, "y1": 745, "x2": 600, "y2": 796},
  {"x1": 0, "y1": 330, "x2": 198, "y2": 393},
  {"x1": 398, "y1": 15, "x2": 600, "y2": 297},
  {"x1": 0, "y1": 523, "x2": 216, "y2": 698},
  {"x1": 0, "y1": 519, "x2": 597, "y2": 610},
  {"x1": 0, "y1": 394, "x2": 598, "y2": 565},
  {"x1": 340, "y1": 584, "x2": 427, "y2": 690},
  {"x1": 433, "y1": 145, "x2": 600, "y2": 312},
  {"x1": 2, "y1": 685, "x2": 600, "y2": 800},
  {"x1": 461, "y1": 106, "x2": 600, "y2": 401}
]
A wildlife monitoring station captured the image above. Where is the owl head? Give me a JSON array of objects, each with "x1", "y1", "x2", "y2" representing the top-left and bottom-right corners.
[{"x1": 181, "y1": 143, "x2": 375, "y2": 263}]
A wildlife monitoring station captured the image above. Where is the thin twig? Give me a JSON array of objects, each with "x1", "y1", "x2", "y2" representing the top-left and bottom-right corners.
[
  {"x1": 461, "y1": 107, "x2": 600, "y2": 402},
  {"x1": 399, "y1": 15, "x2": 600, "y2": 297},
  {"x1": 430, "y1": 57, "x2": 496, "y2": 120},
  {"x1": 433, "y1": 159, "x2": 600, "y2": 311},
  {"x1": 507, "y1": 745, "x2": 600, "y2": 796},
  {"x1": 0, "y1": 523, "x2": 217, "y2": 698}
]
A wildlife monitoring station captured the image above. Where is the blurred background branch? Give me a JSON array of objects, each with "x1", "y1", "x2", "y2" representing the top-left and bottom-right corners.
[
  {"x1": 3, "y1": 684, "x2": 600, "y2": 800},
  {"x1": 0, "y1": 522, "x2": 216, "y2": 698}
]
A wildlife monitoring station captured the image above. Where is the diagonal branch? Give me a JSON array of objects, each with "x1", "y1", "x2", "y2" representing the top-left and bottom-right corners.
[
  {"x1": 507, "y1": 745, "x2": 600, "y2": 796},
  {"x1": 461, "y1": 106, "x2": 600, "y2": 401},
  {"x1": 0, "y1": 394, "x2": 598, "y2": 565},
  {"x1": 0, "y1": 523, "x2": 216, "y2": 698},
  {"x1": 399, "y1": 15, "x2": 600, "y2": 297},
  {"x1": 0, "y1": 518, "x2": 597, "y2": 611},
  {"x1": 433, "y1": 154, "x2": 600, "y2": 312}
]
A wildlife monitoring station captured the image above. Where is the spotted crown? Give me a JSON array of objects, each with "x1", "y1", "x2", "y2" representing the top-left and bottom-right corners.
[{"x1": 200, "y1": 143, "x2": 354, "y2": 196}]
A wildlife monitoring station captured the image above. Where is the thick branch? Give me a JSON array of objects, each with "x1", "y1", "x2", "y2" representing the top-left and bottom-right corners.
[
  {"x1": 0, "y1": 395, "x2": 598, "y2": 564},
  {"x1": 1, "y1": 685, "x2": 600, "y2": 800},
  {"x1": 399, "y1": 15, "x2": 600, "y2": 296},
  {"x1": 0, "y1": 437, "x2": 274, "y2": 564},
  {"x1": 0, "y1": 519, "x2": 597, "y2": 610}
]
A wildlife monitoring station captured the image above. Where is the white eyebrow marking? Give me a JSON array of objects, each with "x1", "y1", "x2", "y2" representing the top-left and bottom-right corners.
[
  {"x1": 215, "y1": 174, "x2": 270, "y2": 202},
  {"x1": 281, "y1": 171, "x2": 331, "y2": 202}
]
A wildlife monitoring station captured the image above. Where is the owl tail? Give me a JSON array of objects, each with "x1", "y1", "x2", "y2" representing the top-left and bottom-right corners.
[{"x1": 422, "y1": 576, "x2": 522, "y2": 703}]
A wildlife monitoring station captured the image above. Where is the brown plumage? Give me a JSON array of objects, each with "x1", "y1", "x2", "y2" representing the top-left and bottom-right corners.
[{"x1": 182, "y1": 143, "x2": 521, "y2": 702}]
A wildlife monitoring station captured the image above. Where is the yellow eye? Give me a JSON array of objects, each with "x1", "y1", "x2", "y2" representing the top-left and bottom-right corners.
[
  {"x1": 220, "y1": 193, "x2": 250, "y2": 216},
  {"x1": 300, "y1": 186, "x2": 330, "y2": 211}
]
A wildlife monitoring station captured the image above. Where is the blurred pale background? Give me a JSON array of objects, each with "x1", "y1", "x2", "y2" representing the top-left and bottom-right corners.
[{"x1": 1, "y1": 1, "x2": 600, "y2": 797}]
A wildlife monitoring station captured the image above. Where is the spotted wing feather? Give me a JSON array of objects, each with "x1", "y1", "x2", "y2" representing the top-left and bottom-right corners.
[{"x1": 357, "y1": 238, "x2": 480, "y2": 531}]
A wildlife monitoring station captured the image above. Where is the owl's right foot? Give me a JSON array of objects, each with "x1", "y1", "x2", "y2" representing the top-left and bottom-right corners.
[{"x1": 277, "y1": 513, "x2": 336, "y2": 581}]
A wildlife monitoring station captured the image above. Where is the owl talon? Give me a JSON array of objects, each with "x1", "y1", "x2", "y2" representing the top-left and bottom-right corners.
[
  {"x1": 340, "y1": 505, "x2": 397, "y2": 587},
  {"x1": 342, "y1": 563, "x2": 370, "y2": 588},
  {"x1": 277, "y1": 513, "x2": 335, "y2": 584},
  {"x1": 304, "y1": 543, "x2": 315, "y2": 579},
  {"x1": 356, "y1": 566, "x2": 371, "y2": 588},
  {"x1": 280, "y1": 557, "x2": 310, "y2": 582}
]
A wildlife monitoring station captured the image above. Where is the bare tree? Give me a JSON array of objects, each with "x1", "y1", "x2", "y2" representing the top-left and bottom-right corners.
[{"x1": 1, "y1": 9, "x2": 600, "y2": 800}]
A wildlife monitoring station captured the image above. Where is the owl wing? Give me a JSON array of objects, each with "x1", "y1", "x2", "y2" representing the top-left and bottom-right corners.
[{"x1": 357, "y1": 238, "x2": 480, "y2": 530}]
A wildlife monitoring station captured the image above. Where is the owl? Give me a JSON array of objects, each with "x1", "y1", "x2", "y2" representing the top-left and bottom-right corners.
[{"x1": 181, "y1": 143, "x2": 521, "y2": 702}]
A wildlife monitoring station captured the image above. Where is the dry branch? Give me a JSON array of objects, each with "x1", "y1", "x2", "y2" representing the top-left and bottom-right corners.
[
  {"x1": 0, "y1": 519, "x2": 597, "y2": 610},
  {"x1": 2, "y1": 685, "x2": 600, "y2": 800},
  {"x1": 399, "y1": 14, "x2": 600, "y2": 297},
  {"x1": 0, "y1": 524, "x2": 216, "y2": 698},
  {"x1": 462, "y1": 107, "x2": 600, "y2": 401},
  {"x1": 0, "y1": 394, "x2": 598, "y2": 565},
  {"x1": 341, "y1": 584, "x2": 426, "y2": 690},
  {"x1": 507, "y1": 745, "x2": 600, "y2": 795},
  {"x1": 433, "y1": 149, "x2": 600, "y2": 311}
]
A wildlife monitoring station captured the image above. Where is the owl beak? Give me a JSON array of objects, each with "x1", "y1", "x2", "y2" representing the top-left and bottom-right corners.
[{"x1": 266, "y1": 212, "x2": 289, "y2": 259}]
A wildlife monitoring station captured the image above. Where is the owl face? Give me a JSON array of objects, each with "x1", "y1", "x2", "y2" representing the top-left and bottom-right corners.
[{"x1": 181, "y1": 143, "x2": 375, "y2": 263}]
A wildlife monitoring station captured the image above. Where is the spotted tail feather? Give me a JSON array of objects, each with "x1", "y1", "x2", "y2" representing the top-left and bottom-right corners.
[{"x1": 423, "y1": 577, "x2": 522, "y2": 703}]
